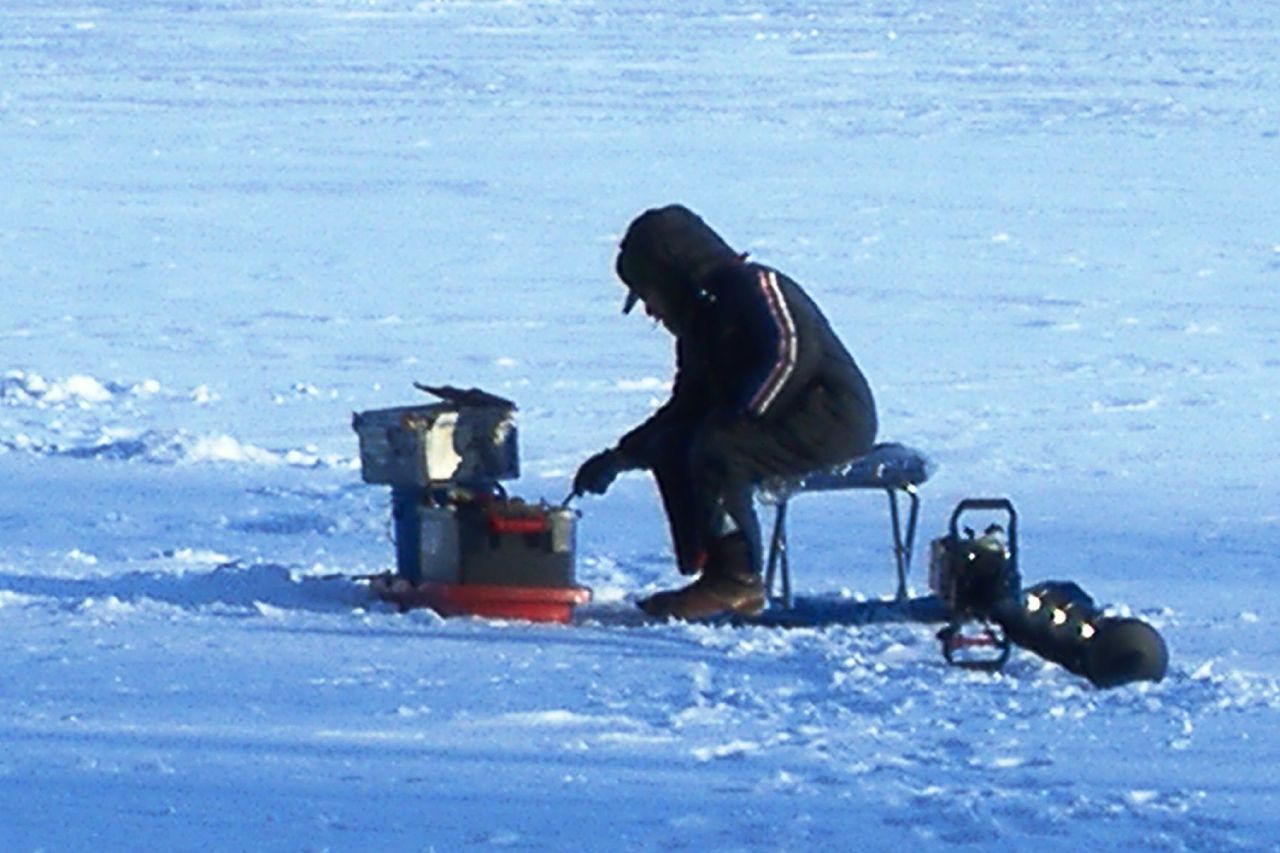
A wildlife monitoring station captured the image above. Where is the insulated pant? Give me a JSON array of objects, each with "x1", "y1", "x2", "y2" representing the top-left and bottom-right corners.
[{"x1": 649, "y1": 403, "x2": 874, "y2": 576}]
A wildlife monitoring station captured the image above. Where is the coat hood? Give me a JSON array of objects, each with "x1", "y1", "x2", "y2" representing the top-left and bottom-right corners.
[{"x1": 615, "y1": 205, "x2": 739, "y2": 316}]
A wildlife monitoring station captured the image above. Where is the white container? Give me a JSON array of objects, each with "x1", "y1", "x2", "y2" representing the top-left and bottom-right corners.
[{"x1": 352, "y1": 403, "x2": 519, "y2": 487}]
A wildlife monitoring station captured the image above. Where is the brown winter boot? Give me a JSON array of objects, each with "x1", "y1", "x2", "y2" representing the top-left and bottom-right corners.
[
  {"x1": 636, "y1": 582, "x2": 695, "y2": 618},
  {"x1": 639, "y1": 533, "x2": 765, "y2": 621},
  {"x1": 636, "y1": 547, "x2": 708, "y2": 617}
]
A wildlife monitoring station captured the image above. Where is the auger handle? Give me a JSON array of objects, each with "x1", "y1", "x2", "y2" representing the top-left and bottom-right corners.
[{"x1": 948, "y1": 497, "x2": 1019, "y2": 574}]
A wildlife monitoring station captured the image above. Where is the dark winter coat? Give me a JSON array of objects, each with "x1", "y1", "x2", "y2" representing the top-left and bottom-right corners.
[{"x1": 613, "y1": 206, "x2": 877, "y2": 477}]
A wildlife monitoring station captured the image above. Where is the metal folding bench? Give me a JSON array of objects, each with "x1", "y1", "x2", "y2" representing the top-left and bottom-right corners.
[{"x1": 758, "y1": 442, "x2": 935, "y2": 609}]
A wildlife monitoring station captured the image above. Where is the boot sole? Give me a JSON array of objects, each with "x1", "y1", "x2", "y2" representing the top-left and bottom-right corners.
[{"x1": 663, "y1": 590, "x2": 766, "y2": 622}]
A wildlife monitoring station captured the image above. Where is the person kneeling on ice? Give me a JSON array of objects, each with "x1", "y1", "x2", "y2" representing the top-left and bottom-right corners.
[{"x1": 573, "y1": 204, "x2": 878, "y2": 620}]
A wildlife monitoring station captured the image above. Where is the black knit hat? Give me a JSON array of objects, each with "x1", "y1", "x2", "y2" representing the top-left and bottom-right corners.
[{"x1": 616, "y1": 205, "x2": 737, "y2": 314}]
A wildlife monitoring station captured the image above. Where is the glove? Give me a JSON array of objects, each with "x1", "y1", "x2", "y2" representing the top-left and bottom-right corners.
[{"x1": 573, "y1": 449, "x2": 623, "y2": 496}]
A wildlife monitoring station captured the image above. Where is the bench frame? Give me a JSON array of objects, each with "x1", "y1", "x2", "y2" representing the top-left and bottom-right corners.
[{"x1": 758, "y1": 443, "x2": 932, "y2": 610}]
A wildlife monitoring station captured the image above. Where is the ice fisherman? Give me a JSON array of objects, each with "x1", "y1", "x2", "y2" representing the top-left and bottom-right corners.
[{"x1": 573, "y1": 205, "x2": 878, "y2": 620}]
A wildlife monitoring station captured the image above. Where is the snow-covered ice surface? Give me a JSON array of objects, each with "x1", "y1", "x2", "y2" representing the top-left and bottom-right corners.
[{"x1": 3, "y1": 1, "x2": 1279, "y2": 849}]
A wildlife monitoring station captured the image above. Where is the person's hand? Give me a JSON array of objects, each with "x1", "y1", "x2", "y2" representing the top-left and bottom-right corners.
[{"x1": 573, "y1": 449, "x2": 622, "y2": 496}]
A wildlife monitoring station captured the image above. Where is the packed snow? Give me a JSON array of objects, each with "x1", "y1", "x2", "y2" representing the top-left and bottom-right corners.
[{"x1": 2, "y1": 1, "x2": 1278, "y2": 850}]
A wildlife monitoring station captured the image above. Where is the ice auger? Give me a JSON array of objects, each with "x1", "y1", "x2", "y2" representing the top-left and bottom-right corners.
[{"x1": 929, "y1": 498, "x2": 1168, "y2": 687}]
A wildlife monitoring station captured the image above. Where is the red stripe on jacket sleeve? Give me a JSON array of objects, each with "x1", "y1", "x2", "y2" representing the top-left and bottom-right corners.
[{"x1": 746, "y1": 270, "x2": 798, "y2": 416}]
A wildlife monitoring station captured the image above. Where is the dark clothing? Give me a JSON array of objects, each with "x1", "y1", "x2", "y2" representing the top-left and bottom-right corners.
[
  {"x1": 599, "y1": 204, "x2": 876, "y2": 577},
  {"x1": 613, "y1": 254, "x2": 876, "y2": 573},
  {"x1": 616, "y1": 260, "x2": 876, "y2": 471},
  {"x1": 615, "y1": 204, "x2": 739, "y2": 322}
]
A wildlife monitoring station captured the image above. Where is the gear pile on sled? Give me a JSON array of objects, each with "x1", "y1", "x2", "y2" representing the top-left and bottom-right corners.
[{"x1": 352, "y1": 385, "x2": 590, "y2": 624}]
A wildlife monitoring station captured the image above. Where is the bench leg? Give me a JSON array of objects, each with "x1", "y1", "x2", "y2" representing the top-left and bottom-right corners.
[
  {"x1": 764, "y1": 500, "x2": 792, "y2": 609},
  {"x1": 885, "y1": 484, "x2": 921, "y2": 602},
  {"x1": 767, "y1": 485, "x2": 920, "y2": 609}
]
